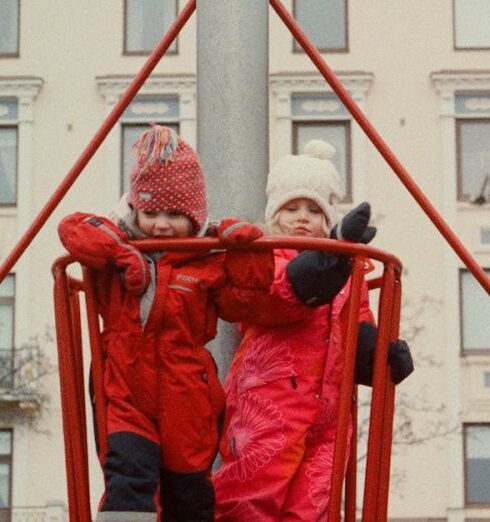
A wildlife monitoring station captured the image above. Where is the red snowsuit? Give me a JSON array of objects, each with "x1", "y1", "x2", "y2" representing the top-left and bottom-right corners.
[
  {"x1": 214, "y1": 248, "x2": 374, "y2": 521},
  {"x1": 58, "y1": 213, "x2": 273, "y2": 522}
]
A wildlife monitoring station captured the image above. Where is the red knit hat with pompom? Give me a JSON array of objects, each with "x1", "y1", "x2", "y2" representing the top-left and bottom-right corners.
[{"x1": 128, "y1": 125, "x2": 207, "y2": 233}]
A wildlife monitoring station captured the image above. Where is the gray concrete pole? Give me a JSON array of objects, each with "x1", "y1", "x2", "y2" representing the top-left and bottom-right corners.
[{"x1": 197, "y1": 1, "x2": 269, "y2": 377}]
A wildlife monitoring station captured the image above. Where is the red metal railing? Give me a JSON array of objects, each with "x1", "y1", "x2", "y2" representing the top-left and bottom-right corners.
[
  {"x1": 1, "y1": 0, "x2": 489, "y2": 298},
  {"x1": 52, "y1": 237, "x2": 402, "y2": 522}
]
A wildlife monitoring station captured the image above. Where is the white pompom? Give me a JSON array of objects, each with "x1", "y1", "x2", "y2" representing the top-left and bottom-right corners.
[{"x1": 303, "y1": 140, "x2": 336, "y2": 160}]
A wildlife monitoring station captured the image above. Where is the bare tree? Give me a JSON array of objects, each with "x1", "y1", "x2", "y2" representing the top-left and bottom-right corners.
[
  {"x1": 0, "y1": 325, "x2": 55, "y2": 427},
  {"x1": 356, "y1": 294, "x2": 459, "y2": 496}
]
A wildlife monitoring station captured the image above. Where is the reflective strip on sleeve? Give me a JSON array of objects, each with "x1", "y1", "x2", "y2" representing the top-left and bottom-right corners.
[{"x1": 96, "y1": 513, "x2": 157, "y2": 521}]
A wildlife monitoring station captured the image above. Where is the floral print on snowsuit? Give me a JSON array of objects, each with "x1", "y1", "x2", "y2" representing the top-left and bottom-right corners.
[{"x1": 214, "y1": 248, "x2": 374, "y2": 521}]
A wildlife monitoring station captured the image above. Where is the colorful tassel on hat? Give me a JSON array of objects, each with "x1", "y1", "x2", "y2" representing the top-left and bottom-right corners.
[{"x1": 132, "y1": 124, "x2": 179, "y2": 169}]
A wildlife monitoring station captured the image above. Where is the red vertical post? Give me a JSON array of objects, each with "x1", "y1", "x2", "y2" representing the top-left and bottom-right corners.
[
  {"x1": 344, "y1": 385, "x2": 358, "y2": 522},
  {"x1": 69, "y1": 288, "x2": 89, "y2": 465},
  {"x1": 362, "y1": 264, "x2": 396, "y2": 522},
  {"x1": 83, "y1": 267, "x2": 109, "y2": 459},
  {"x1": 53, "y1": 264, "x2": 92, "y2": 522},
  {"x1": 328, "y1": 256, "x2": 364, "y2": 521},
  {"x1": 375, "y1": 277, "x2": 402, "y2": 520}
]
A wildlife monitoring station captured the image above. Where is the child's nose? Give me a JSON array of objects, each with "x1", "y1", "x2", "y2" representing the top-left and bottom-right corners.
[
  {"x1": 155, "y1": 216, "x2": 170, "y2": 230},
  {"x1": 297, "y1": 209, "x2": 309, "y2": 221}
]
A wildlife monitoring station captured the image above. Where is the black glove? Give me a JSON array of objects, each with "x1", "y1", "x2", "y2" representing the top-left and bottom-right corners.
[
  {"x1": 286, "y1": 250, "x2": 351, "y2": 307},
  {"x1": 355, "y1": 322, "x2": 414, "y2": 386},
  {"x1": 331, "y1": 202, "x2": 377, "y2": 244}
]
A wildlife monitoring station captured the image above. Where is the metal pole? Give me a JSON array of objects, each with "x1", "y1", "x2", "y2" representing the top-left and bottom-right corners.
[{"x1": 197, "y1": 0, "x2": 269, "y2": 375}]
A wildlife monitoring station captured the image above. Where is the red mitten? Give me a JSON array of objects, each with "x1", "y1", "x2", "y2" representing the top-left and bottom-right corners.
[
  {"x1": 58, "y1": 213, "x2": 151, "y2": 295},
  {"x1": 112, "y1": 244, "x2": 151, "y2": 295},
  {"x1": 217, "y1": 219, "x2": 264, "y2": 244}
]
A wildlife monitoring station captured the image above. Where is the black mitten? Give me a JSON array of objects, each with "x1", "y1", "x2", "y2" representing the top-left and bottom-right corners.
[
  {"x1": 355, "y1": 322, "x2": 377, "y2": 386},
  {"x1": 286, "y1": 250, "x2": 351, "y2": 307},
  {"x1": 355, "y1": 322, "x2": 414, "y2": 386},
  {"x1": 388, "y1": 339, "x2": 414, "y2": 384},
  {"x1": 331, "y1": 202, "x2": 377, "y2": 244}
]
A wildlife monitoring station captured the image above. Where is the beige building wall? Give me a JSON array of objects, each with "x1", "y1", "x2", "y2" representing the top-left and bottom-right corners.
[{"x1": 1, "y1": 1, "x2": 489, "y2": 520}]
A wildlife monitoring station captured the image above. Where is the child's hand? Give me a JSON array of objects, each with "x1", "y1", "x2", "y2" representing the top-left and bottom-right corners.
[
  {"x1": 331, "y1": 202, "x2": 377, "y2": 244},
  {"x1": 286, "y1": 250, "x2": 351, "y2": 307},
  {"x1": 113, "y1": 248, "x2": 151, "y2": 296},
  {"x1": 355, "y1": 322, "x2": 414, "y2": 386},
  {"x1": 217, "y1": 219, "x2": 264, "y2": 244}
]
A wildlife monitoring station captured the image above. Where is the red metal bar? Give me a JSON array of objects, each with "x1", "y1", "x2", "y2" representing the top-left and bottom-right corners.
[
  {"x1": 52, "y1": 238, "x2": 403, "y2": 521},
  {"x1": 344, "y1": 386, "x2": 358, "y2": 522},
  {"x1": 376, "y1": 277, "x2": 402, "y2": 520},
  {"x1": 328, "y1": 256, "x2": 364, "y2": 521},
  {"x1": 362, "y1": 264, "x2": 396, "y2": 522},
  {"x1": 53, "y1": 265, "x2": 92, "y2": 522},
  {"x1": 69, "y1": 288, "x2": 89, "y2": 465},
  {"x1": 0, "y1": 0, "x2": 196, "y2": 285},
  {"x1": 268, "y1": 0, "x2": 490, "y2": 297},
  {"x1": 83, "y1": 266, "x2": 109, "y2": 459}
]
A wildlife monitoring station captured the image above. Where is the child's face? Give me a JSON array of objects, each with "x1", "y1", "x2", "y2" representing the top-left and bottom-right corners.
[
  {"x1": 276, "y1": 198, "x2": 326, "y2": 238},
  {"x1": 135, "y1": 209, "x2": 193, "y2": 238}
]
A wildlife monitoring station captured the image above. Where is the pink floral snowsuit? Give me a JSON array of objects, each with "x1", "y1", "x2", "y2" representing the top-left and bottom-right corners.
[{"x1": 214, "y1": 248, "x2": 374, "y2": 521}]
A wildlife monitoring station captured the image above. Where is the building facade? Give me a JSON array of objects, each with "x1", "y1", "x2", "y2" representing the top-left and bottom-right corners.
[{"x1": 0, "y1": 1, "x2": 489, "y2": 520}]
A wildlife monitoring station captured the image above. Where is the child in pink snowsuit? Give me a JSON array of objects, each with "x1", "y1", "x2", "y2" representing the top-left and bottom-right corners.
[{"x1": 213, "y1": 140, "x2": 413, "y2": 521}]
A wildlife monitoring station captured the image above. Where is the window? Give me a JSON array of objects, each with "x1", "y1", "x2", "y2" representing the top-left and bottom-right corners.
[
  {"x1": 0, "y1": 100, "x2": 18, "y2": 206},
  {"x1": 121, "y1": 96, "x2": 180, "y2": 194},
  {"x1": 460, "y1": 269, "x2": 490, "y2": 351},
  {"x1": 124, "y1": 0, "x2": 177, "y2": 55},
  {"x1": 454, "y1": 0, "x2": 490, "y2": 50},
  {"x1": 456, "y1": 117, "x2": 490, "y2": 201},
  {"x1": 0, "y1": 430, "x2": 12, "y2": 516},
  {"x1": 0, "y1": 0, "x2": 19, "y2": 57},
  {"x1": 291, "y1": 93, "x2": 352, "y2": 201},
  {"x1": 0, "y1": 276, "x2": 15, "y2": 389},
  {"x1": 293, "y1": 0, "x2": 347, "y2": 53},
  {"x1": 464, "y1": 424, "x2": 490, "y2": 505}
]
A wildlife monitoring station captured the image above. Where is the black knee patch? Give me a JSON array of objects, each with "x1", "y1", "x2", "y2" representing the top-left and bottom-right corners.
[
  {"x1": 101, "y1": 432, "x2": 160, "y2": 513},
  {"x1": 160, "y1": 468, "x2": 214, "y2": 522}
]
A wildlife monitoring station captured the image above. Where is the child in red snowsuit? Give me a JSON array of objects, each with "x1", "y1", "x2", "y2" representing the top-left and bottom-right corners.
[
  {"x1": 58, "y1": 126, "x2": 273, "y2": 522},
  {"x1": 213, "y1": 140, "x2": 413, "y2": 521}
]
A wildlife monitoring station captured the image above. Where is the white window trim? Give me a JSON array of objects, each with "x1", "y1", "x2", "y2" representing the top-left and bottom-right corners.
[
  {"x1": 270, "y1": 71, "x2": 373, "y2": 205},
  {"x1": 430, "y1": 70, "x2": 490, "y2": 518},
  {"x1": 96, "y1": 74, "x2": 196, "y2": 204},
  {"x1": 0, "y1": 77, "x2": 43, "y2": 374}
]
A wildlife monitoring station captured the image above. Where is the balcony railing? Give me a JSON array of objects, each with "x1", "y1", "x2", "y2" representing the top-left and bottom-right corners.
[
  {"x1": 0, "y1": 504, "x2": 66, "y2": 522},
  {"x1": 0, "y1": 344, "x2": 45, "y2": 404}
]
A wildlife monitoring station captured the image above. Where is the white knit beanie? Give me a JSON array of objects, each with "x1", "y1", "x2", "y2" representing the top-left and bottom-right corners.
[{"x1": 265, "y1": 140, "x2": 343, "y2": 230}]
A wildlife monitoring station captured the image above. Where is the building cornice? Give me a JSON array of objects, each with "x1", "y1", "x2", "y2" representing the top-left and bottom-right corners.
[
  {"x1": 0, "y1": 76, "x2": 43, "y2": 99},
  {"x1": 431, "y1": 70, "x2": 490, "y2": 94},
  {"x1": 270, "y1": 71, "x2": 374, "y2": 97},
  {"x1": 95, "y1": 73, "x2": 197, "y2": 101}
]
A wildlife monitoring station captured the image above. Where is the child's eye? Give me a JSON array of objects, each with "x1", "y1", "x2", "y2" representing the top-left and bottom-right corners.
[
  {"x1": 309, "y1": 207, "x2": 322, "y2": 214},
  {"x1": 167, "y1": 211, "x2": 186, "y2": 219},
  {"x1": 284, "y1": 206, "x2": 297, "y2": 212},
  {"x1": 143, "y1": 211, "x2": 157, "y2": 217}
]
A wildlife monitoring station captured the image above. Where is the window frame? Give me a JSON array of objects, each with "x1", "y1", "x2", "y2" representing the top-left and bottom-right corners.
[
  {"x1": 292, "y1": 119, "x2": 352, "y2": 202},
  {"x1": 463, "y1": 423, "x2": 490, "y2": 507},
  {"x1": 453, "y1": 0, "x2": 490, "y2": 51},
  {"x1": 0, "y1": 124, "x2": 19, "y2": 207},
  {"x1": 455, "y1": 117, "x2": 490, "y2": 202},
  {"x1": 0, "y1": 429, "x2": 13, "y2": 514},
  {"x1": 459, "y1": 267, "x2": 490, "y2": 354},
  {"x1": 123, "y1": 0, "x2": 178, "y2": 56},
  {"x1": 292, "y1": 0, "x2": 348, "y2": 54},
  {"x1": 0, "y1": 275, "x2": 16, "y2": 390},
  {"x1": 0, "y1": 0, "x2": 20, "y2": 58}
]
